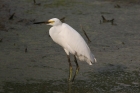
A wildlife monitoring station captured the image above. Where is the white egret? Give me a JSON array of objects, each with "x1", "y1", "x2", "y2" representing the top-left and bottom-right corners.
[{"x1": 34, "y1": 18, "x2": 97, "y2": 82}]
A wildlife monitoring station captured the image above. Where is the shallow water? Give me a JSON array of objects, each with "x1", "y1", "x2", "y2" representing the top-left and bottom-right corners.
[{"x1": 0, "y1": 0, "x2": 140, "y2": 93}]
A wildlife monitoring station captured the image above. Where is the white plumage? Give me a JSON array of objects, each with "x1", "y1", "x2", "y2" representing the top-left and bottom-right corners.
[
  {"x1": 34, "y1": 18, "x2": 97, "y2": 81},
  {"x1": 48, "y1": 18, "x2": 96, "y2": 65}
]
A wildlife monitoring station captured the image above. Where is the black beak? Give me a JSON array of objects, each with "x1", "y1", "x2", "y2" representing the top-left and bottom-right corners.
[{"x1": 33, "y1": 21, "x2": 49, "y2": 24}]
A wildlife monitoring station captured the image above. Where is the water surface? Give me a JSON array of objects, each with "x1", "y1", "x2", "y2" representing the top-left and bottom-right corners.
[{"x1": 0, "y1": 0, "x2": 140, "y2": 93}]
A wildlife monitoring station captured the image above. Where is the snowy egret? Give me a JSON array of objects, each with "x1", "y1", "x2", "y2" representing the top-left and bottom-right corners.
[{"x1": 34, "y1": 18, "x2": 97, "y2": 82}]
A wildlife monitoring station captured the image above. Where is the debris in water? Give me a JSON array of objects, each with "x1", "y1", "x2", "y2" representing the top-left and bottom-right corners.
[
  {"x1": 101, "y1": 15, "x2": 117, "y2": 25},
  {"x1": 114, "y1": 4, "x2": 121, "y2": 8},
  {"x1": 80, "y1": 25, "x2": 91, "y2": 43},
  {"x1": 9, "y1": 13, "x2": 15, "y2": 20},
  {"x1": 33, "y1": 0, "x2": 41, "y2": 5},
  {"x1": 60, "y1": 17, "x2": 65, "y2": 23},
  {"x1": 25, "y1": 47, "x2": 28, "y2": 53}
]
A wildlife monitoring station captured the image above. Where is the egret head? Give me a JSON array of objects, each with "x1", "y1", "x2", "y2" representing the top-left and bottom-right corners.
[
  {"x1": 47, "y1": 18, "x2": 62, "y2": 26},
  {"x1": 34, "y1": 18, "x2": 62, "y2": 26}
]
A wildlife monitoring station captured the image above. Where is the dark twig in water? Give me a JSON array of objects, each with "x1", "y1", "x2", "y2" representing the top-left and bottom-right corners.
[
  {"x1": 9, "y1": 13, "x2": 15, "y2": 20},
  {"x1": 25, "y1": 47, "x2": 28, "y2": 53},
  {"x1": 101, "y1": 15, "x2": 117, "y2": 25},
  {"x1": 42, "y1": 56, "x2": 46, "y2": 59},
  {"x1": 102, "y1": 15, "x2": 114, "y2": 23},
  {"x1": 33, "y1": 0, "x2": 36, "y2": 4},
  {"x1": 114, "y1": 4, "x2": 121, "y2": 8},
  {"x1": 33, "y1": 0, "x2": 41, "y2": 5},
  {"x1": 60, "y1": 17, "x2": 65, "y2": 23},
  {"x1": 80, "y1": 25, "x2": 91, "y2": 43},
  {"x1": 122, "y1": 42, "x2": 125, "y2": 45},
  {"x1": 0, "y1": 38, "x2": 3, "y2": 42},
  {"x1": 102, "y1": 15, "x2": 106, "y2": 22}
]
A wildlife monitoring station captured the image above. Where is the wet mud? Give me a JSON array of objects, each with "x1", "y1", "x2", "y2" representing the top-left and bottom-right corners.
[{"x1": 0, "y1": 0, "x2": 140, "y2": 93}]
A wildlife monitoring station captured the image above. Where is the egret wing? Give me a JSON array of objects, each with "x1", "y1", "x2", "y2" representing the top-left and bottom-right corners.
[{"x1": 61, "y1": 23, "x2": 95, "y2": 64}]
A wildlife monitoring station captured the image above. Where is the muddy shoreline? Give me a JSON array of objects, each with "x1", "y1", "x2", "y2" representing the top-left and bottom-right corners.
[{"x1": 0, "y1": 0, "x2": 140, "y2": 93}]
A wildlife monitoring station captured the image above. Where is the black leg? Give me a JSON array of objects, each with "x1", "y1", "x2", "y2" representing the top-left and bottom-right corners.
[
  {"x1": 67, "y1": 55, "x2": 72, "y2": 81},
  {"x1": 72, "y1": 55, "x2": 79, "y2": 82}
]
